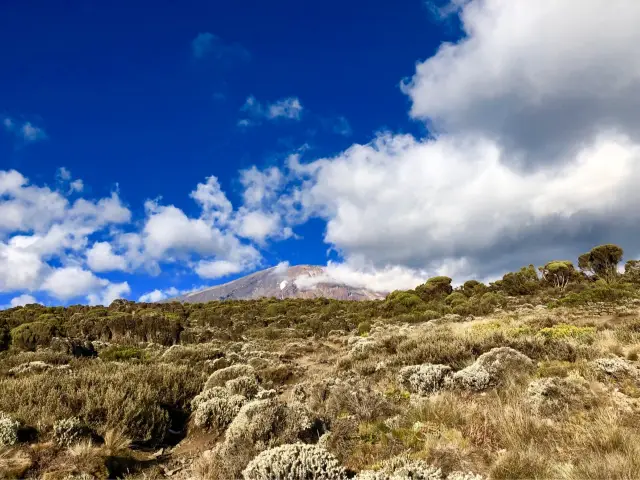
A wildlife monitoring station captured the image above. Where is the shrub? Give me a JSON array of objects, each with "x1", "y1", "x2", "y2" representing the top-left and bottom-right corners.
[
  {"x1": 415, "y1": 277, "x2": 453, "y2": 301},
  {"x1": 205, "y1": 364, "x2": 256, "y2": 390},
  {"x1": 193, "y1": 390, "x2": 246, "y2": 434},
  {"x1": 226, "y1": 375, "x2": 260, "y2": 399},
  {"x1": 242, "y1": 443, "x2": 348, "y2": 480},
  {"x1": 445, "y1": 293, "x2": 468, "y2": 307},
  {"x1": 398, "y1": 364, "x2": 453, "y2": 395},
  {"x1": 0, "y1": 322, "x2": 9, "y2": 352},
  {"x1": 99, "y1": 345, "x2": 147, "y2": 361},
  {"x1": 450, "y1": 347, "x2": 534, "y2": 391},
  {"x1": 358, "y1": 321, "x2": 372, "y2": 336},
  {"x1": 500, "y1": 265, "x2": 540, "y2": 296},
  {"x1": 0, "y1": 363, "x2": 203, "y2": 444},
  {"x1": 554, "y1": 284, "x2": 635, "y2": 306},
  {"x1": 537, "y1": 324, "x2": 596, "y2": 342},
  {"x1": 10, "y1": 321, "x2": 59, "y2": 351},
  {"x1": 0, "y1": 412, "x2": 19, "y2": 446},
  {"x1": 356, "y1": 456, "x2": 444, "y2": 479},
  {"x1": 50, "y1": 337, "x2": 97, "y2": 357},
  {"x1": 526, "y1": 376, "x2": 597, "y2": 417},
  {"x1": 53, "y1": 416, "x2": 87, "y2": 446}
]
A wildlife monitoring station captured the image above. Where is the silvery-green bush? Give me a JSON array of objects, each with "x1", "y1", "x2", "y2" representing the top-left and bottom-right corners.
[
  {"x1": 53, "y1": 416, "x2": 86, "y2": 446},
  {"x1": 226, "y1": 375, "x2": 260, "y2": 399},
  {"x1": 355, "y1": 455, "x2": 483, "y2": 480},
  {"x1": 204, "y1": 364, "x2": 255, "y2": 390},
  {"x1": 242, "y1": 443, "x2": 347, "y2": 480},
  {"x1": 0, "y1": 411, "x2": 19, "y2": 446},
  {"x1": 450, "y1": 347, "x2": 533, "y2": 391},
  {"x1": 193, "y1": 390, "x2": 246, "y2": 434},
  {"x1": 398, "y1": 363, "x2": 453, "y2": 395}
]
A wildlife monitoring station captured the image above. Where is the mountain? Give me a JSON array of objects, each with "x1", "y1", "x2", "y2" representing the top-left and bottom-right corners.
[{"x1": 170, "y1": 265, "x2": 387, "y2": 303}]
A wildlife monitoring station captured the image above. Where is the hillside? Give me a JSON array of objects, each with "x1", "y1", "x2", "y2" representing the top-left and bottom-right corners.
[
  {"x1": 172, "y1": 264, "x2": 386, "y2": 303},
  {"x1": 2, "y1": 244, "x2": 640, "y2": 478}
]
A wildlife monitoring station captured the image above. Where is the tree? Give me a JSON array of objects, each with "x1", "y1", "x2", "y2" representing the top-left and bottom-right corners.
[
  {"x1": 624, "y1": 260, "x2": 640, "y2": 283},
  {"x1": 500, "y1": 265, "x2": 540, "y2": 296},
  {"x1": 539, "y1": 260, "x2": 578, "y2": 291},
  {"x1": 414, "y1": 276, "x2": 453, "y2": 301},
  {"x1": 578, "y1": 244, "x2": 623, "y2": 283}
]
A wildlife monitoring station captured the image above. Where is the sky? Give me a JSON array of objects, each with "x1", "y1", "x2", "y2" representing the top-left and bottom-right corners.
[{"x1": 1, "y1": 0, "x2": 640, "y2": 307}]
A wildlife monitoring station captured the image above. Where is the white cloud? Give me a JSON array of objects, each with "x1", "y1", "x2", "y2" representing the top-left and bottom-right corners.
[
  {"x1": 402, "y1": 0, "x2": 640, "y2": 164},
  {"x1": 331, "y1": 116, "x2": 352, "y2": 137},
  {"x1": 41, "y1": 266, "x2": 103, "y2": 300},
  {"x1": 9, "y1": 294, "x2": 39, "y2": 307},
  {"x1": 138, "y1": 286, "x2": 179, "y2": 303},
  {"x1": 190, "y1": 175, "x2": 233, "y2": 224},
  {"x1": 233, "y1": 210, "x2": 280, "y2": 243},
  {"x1": 191, "y1": 32, "x2": 250, "y2": 61},
  {"x1": 239, "y1": 95, "x2": 303, "y2": 126},
  {"x1": 267, "y1": 97, "x2": 303, "y2": 120},
  {"x1": 3, "y1": 118, "x2": 46, "y2": 143},
  {"x1": 195, "y1": 259, "x2": 245, "y2": 279},
  {"x1": 21, "y1": 123, "x2": 46, "y2": 142},
  {"x1": 293, "y1": 261, "x2": 428, "y2": 293},
  {"x1": 69, "y1": 179, "x2": 84, "y2": 193},
  {"x1": 87, "y1": 281, "x2": 131, "y2": 306},
  {"x1": 142, "y1": 202, "x2": 242, "y2": 259},
  {"x1": 246, "y1": 0, "x2": 640, "y2": 283},
  {"x1": 86, "y1": 241, "x2": 128, "y2": 272}
]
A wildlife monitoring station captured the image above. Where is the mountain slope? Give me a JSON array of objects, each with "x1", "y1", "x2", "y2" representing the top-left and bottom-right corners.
[{"x1": 171, "y1": 265, "x2": 386, "y2": 303}]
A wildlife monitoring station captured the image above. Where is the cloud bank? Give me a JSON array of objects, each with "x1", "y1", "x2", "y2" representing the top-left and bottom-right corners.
[{"x1": 5, "y1": 0, "x2": 640, "y2": 304}]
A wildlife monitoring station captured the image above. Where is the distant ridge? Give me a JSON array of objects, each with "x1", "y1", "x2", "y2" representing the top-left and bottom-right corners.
[{"x1": 170, "y1": 265, "x2": 386, "y2": 303}]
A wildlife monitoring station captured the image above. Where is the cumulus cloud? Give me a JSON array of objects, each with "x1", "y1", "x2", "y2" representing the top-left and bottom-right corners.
[
  {"x1": 40, "y1": 266, "x2": 126, "y2": 304},
  {"x1": 191, "y1": 32, "x2": 250, "y2": 61},
  {"x1": 195, "y1": 259, "x2": 245, "y2": 279},
  {"x1": 138, "y1": 286, "x2": 179, "y2": 303},
  {"x1": 402, "y1": 0, "x2": 640, "y2": 165},
  {"x1": 237, "y1": 0, "x2": 640, "y2": 288},
  {"x1": 190, "y1": 175, "x2": 233, "y2": 224},
  {"x1": 0, "y1": 166, "x2": 267, "y2": 302},
  {"x1": 238, "y1": 96, "x2": 303, "y2": 126},
  {"x1": 9, "y1": 294, "x2": 39, "y2": 307},
  {"x1": 9, "y1": 1, "x2": 640, "y2": 299},
  {"x1": 87, "y1": 281, "x2": 131, "y2": 306},
  {"x1": 86, "y1": 241, "x2": 128, "y2": 272}
]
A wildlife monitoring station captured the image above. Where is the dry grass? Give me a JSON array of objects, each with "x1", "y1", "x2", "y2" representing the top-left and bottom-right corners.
[
  {"x1": 0, "y1": 362, "x2": 204, "y2": 443},
  {"x1": 2, "y1": 297, "x2": 640, "y2": 478}
]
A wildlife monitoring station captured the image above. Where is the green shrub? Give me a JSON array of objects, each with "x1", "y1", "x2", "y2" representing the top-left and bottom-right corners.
[
  {"x1": 99, "y1": 345, "x2": 148, "y2": 362},
  {"x1": 414, "y1": 276, "x2": 453, "y2": 301},
  {"x1": 554, "y1": 284, "x2": 635, "y2": 307},
  {"x1": 445, "y1": 292, "x2": 468, "y2": 307},
  {"x1": 500, "y1": 265, "x2": 540, "y2": 295},
  {"x1": 357, "y1": 321, "x2": 372, "y2": 336},
  {"x1": 538, "y1": 324, "x2": 596, "y2": 342},
  {"x1": 10, "y1": 321, "x2": 60, "y2": 351}
]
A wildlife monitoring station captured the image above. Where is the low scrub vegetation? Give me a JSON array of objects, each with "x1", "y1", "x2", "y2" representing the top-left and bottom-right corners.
[{"x1": 1, "y1": 243, "x2": 640, "y2": 478}]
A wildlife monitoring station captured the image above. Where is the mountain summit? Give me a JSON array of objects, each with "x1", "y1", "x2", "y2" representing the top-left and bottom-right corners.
[{"x1": 171, "y1": 265, "x2": 386, "y2": 303}]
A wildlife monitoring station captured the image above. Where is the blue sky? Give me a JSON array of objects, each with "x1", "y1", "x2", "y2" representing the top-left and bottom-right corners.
[{"x1": 2, "y1": 0, "x2": 640, "y2": 306}]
